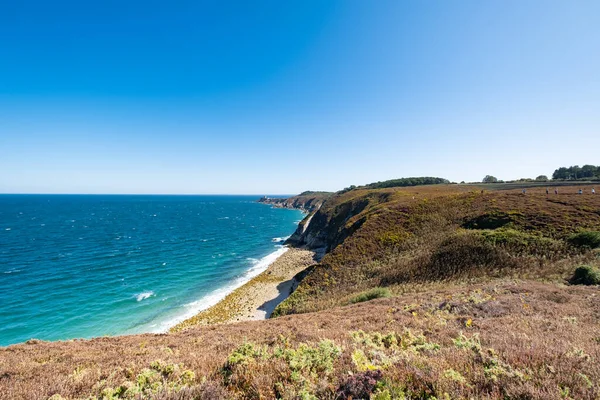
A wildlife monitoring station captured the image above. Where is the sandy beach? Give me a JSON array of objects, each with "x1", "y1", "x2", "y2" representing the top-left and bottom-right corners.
[{"x1": 171, "y1": 247, "x2": 316, "y2": 331}]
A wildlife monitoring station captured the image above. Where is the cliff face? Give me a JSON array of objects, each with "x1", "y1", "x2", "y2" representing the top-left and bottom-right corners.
[{"x1": 285, "y1": 190, "x2": 393, "y2": 252}]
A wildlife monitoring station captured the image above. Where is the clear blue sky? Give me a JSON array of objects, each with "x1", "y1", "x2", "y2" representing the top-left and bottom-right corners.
[{"x1": 1, "y1": 1, "x2": 599, "y2": 194}]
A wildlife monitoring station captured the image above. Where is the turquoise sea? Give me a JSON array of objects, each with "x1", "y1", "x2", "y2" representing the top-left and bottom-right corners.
[{"x1": 0, "y1": 195, "x2": 303, "y2": 347}]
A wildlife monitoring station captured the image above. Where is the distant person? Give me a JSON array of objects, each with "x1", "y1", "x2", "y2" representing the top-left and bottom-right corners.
[
  {"x1": 555, "y1": 188, "x2": 558, "y2": 195},
  {"x1": 592, "y1": 188, "x2": 596, "y2": 195},
  {"x1": 522, "y1": 189, "x2": 526, "y2": 195},
  {"x1": 578, "y1": 189, "x2": 583, "y2": 195},
  {"x1": 546, "y1": 188, "x2": 549, "y2": 196}
]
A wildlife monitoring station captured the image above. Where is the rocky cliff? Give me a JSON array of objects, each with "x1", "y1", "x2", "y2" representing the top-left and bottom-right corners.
[
  {"x1": 257, "y1": 191, "x2": 332, "y2": 213},
  {"x1": 285, "y1": 190, "x2": 393, "y2": 251}
]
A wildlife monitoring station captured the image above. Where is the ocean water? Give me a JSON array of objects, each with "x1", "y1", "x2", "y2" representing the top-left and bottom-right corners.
[{"x1": 0, "y1": 195, "x2": 303, "y2": 346}]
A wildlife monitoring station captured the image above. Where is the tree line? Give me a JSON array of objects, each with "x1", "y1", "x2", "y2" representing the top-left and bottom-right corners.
[
  {"x1": 483, "y1": 165, "x2": 600, "y2": 183},
  {"x1": 552, "y1": 165, "x2": 600, "y2": 180},
  {"x1": 340, "y1": 177, "x2": 450, "y2": 193}
]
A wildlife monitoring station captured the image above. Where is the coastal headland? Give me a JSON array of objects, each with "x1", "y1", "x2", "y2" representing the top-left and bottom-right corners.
[{"x1": 1, "y1": 179, "x2": 599, "y2": 400}]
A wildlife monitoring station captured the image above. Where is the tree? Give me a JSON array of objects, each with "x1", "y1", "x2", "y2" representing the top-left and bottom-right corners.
[
  {"x1": 535, "y1": 175, "x2": 549, "y2": 181},
  {"x1": 552, "y1": 167, "x2": 569, "y2": 180},
  {"x1": 482, "y1": 175, "x2": 498, "y2": 183},
  {"x1": 363, "y1": 177, "x2": 449, "y2": 189},
  {"x1": 581, "y1": 165, "x2": 598, "y2": 178},
  {"x1": 553, "y1": 165, "x2": 600, "y2": 180}
]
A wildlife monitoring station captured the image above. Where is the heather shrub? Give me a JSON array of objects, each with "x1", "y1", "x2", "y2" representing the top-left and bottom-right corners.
[
  {"x1": 222, "y1": 339, "x2": 342, "y2": 399},
  {"x1": 462, "y1": 211, "x2": 515, "y2": 230},
  {"x1": 478, "y1": 228, "x2": 567, "y2": 258},
  {"x1": 349, "y1": 287, "x2": 391, "y2": 304},
  {"x1": 350, "y1": 329, "x2": 440, "y2": 372},
  {"x1": 567, "y1": 231, "x2": 600, "y2": 249},
  {"x1": 336, "y1": 370, "x2": 383, "y2": 399},
  {"x1": 92, "y1": 361, "x2": 197, "y2": 399},
  {"x1": 569, "y1": 265, "x2": 600, "y2": 285},
  {"x1": 425, "y1": 232, "x2": 515, "y2": 280},
  {"x1": 276, "y1": 339, "x2": 342, "y2": 376},
  {"x1": 150, "y1": 382, "x2": 229, "y2": 400}
]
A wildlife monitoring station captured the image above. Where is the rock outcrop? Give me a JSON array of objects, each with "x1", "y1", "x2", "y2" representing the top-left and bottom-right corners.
[{"x1": 258, "y1": 191, "x2": 331, "y2": 213}]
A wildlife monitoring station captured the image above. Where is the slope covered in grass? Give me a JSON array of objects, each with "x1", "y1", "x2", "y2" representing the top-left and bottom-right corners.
[
  {"x1": 275, "y1": 184, "x2": 600, "y2": 316},
  {"x1": 2, "y1": 281, "x2": 599, "y2": 400}
]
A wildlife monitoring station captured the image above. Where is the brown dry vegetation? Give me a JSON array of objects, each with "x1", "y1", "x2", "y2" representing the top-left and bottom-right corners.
[
  {"x1": 275, "y1": 185, "x2": 600, "y2": 316},
  {"x1": 1, "y1": 184, "x2": 600, "y2": 400},
  {"x1": 1, "y1": 282, "x2": 599, "y2": 399}
]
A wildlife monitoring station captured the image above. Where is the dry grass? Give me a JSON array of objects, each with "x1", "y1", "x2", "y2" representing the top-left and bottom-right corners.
[
  {"x1": 274, "y1": 185, "x2": 600, "y2": 316},
  {"x1": 1, "y1": 281, "x2": 599, "y2": 399}
]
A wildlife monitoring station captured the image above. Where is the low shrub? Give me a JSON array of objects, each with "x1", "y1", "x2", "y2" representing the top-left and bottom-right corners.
[
  {"x1": 349, "y1": 287, "x2": 391, "y2": 304},
  {"x1": 91, "y1": 361, "x2": 197, "y2": 400},
  {"x1": 222, "y1": 339, "x2": 342, "y2": 399},
  {"x1": 569, "y1": 265, "x2": 600, "y2": 285},
  {"x1": 462, "y1": 212, "x2": 515, "y2": 230},
  {"x1": 336, "y1": 370, "x2": 383, "y2": 399},
  {"x1": 478, "y1": 228, "x2": 567, "y2": 258},
  {"x1": 425, "y1": 232, "x2": 515, "y2": 280},
  {"x1": 567, "y1": 231, "x2": 600, "y2": 249}
]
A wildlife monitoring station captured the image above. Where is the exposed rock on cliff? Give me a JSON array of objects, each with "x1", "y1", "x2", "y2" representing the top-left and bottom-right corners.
[
  {"x1": 258, "y1": 191, "x2": 332, "y2": 213},
  {"x1": 285, "y1": 191, "x2": 392, "y2": 252}
]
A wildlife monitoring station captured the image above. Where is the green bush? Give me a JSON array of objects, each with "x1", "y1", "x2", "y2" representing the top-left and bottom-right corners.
[
  {"x1": 567, "y1": 231, "x2": 600, "y2": 249},
  {"x1": 478, "y1": 228, "x2": 566, "y2": 257},
  {"x1": 463, "y1": 212, "x2": 515, "y2": 230},
  {"x1": 349, "y1": 287, "x2": 391, "y2": 304},
  {"x1": 222, "y1": 339, "x2": 342, "y2": 399},
  {"x1": 426, "y1": 232, "x2": 515, "y2": 280},
  {"x1": 569, "y1": 265, "x2": 600, "y2": 285}
]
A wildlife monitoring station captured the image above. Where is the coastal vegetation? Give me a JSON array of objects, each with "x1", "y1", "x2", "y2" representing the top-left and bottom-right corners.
[
  {"x1": 274, "y1": 183, "x2": 600, "y2": 317},
  {"x1": 348, "y1": 287, "x2": 391, "y2": 304},
  {"x1": 570, "y1": 265, "x2": 600, "y2": 285},
  {"x1": 1, "y1": 181, "x2": 599, "y2": 399}
]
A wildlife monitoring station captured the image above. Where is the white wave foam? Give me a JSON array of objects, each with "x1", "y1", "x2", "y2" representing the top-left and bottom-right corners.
[
  {"x1": 271, "y1": 236, "x2": 290, "y2": 243},
  {"x1": 5, "y1": 228, "x2": 11, "y2": 231},
  {"x1": 136, "y1": 291, "x2": 154, "y2": 302},
  {"x1": 150, "y1": 247, "x2": 289, "y2": 333}
]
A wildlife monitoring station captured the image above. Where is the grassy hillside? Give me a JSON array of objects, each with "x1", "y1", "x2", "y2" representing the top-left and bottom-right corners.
[
  {"x1": 2, "y1": 281, "x2": 599, "y2": 400},
  {"x1": 1, "y1": 183, "x2": 599, "y2": 400},
  {"x1": 275, "y1": 184, "x2": 600, "y2": 316}
]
